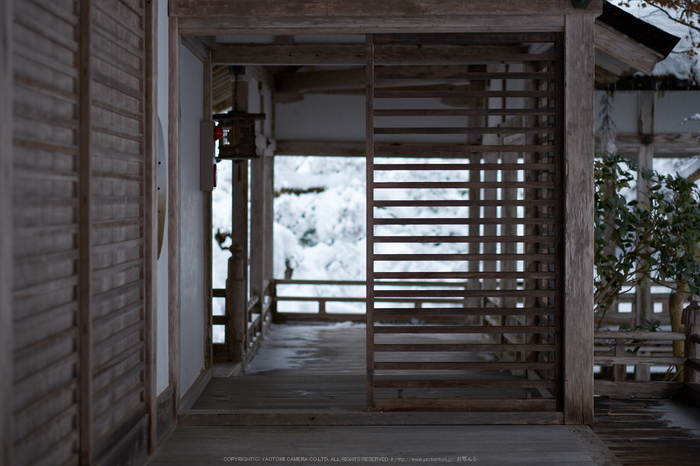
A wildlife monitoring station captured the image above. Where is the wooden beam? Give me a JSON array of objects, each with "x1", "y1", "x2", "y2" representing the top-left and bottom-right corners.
[
  {"x1": 78, "y1": 0, "x2": 93, "y2": 462},
  {"x1": 564, "y1": 14, "x2": 595, "y2": 426},
  {"x1": 276, "y1": 140, "x2": 365, "y2": 157},
  {"x1": 171, "y1": 0, "x2": 602, "y2": 17},
  {"x1": 179, "y1": 15, "x2": 567, "y2": 36},
  {"x1": 144, "y1": 0, "x2": 158, "y2": 455},
  {"x1": 275, "y1": 66, "x2": 485, "y2": 94},
  {"x1": 178, "y1": 410, "x2": 565, "y2": 426},
  {"x1": 214, "y1": 43, "x2": 539, "y2": 66},
  {"x1": 594, "y1": 20, "x2": 663, "y2": 76},
  {"x1": 0, "y1": 0, "x2": 12, "y2": 463},
  {"x1": 610, "y1": 132, "x2": 700, "y2": 158},
  {"x1": 594, "y1": 380, "x2": 684, "y2": 398},
  {"x1": 181, "y1": 35, "x2": 216, "y2": 63},
  {"x1": 276, "y1": 68, "x2": 366, "y2": 94},
  {"x1": 168, "y1": 15, "x2": 182, "y2": 412}
]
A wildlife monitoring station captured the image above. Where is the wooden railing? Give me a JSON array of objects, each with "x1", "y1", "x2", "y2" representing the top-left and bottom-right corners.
[
  {"x1": 212, "y1": 278, "x2": 700, "y2": 402},
  {"x1": 272, "y1": 279, "x2": 477, "y2": 322},
  {"x1": 211, "y1": 249, "x2": 273, "y2": 365},
  {"x1": 212, "y1": 287, "x2": 273, "y2": 365},
  {"x1": 594, "y1": 301, "x2": 700, "y2": 398}
]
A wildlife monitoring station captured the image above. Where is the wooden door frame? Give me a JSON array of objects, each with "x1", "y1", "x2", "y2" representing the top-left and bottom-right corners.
[{"x1": 167, "y1": 5, "x2": 597, "y2": 423}]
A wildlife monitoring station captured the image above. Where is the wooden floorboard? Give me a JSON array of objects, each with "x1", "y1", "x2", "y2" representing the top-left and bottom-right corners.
[
  {"x1": 593, "y1": 398, "x2": 700, "y2": 466},
  {"x1": 194, "y1": 323, "x2": 546, "y2": 412},
  {"x1": 148, "y1": 323, "x2": 630, "y2": 464},
  {"x1": 150, "y1": 425, "x2": 600, "y2": 465}
]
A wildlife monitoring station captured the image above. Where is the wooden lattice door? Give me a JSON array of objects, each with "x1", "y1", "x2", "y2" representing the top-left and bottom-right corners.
[{"x1": 365, "y1": 33, "x2": 564, "y2": 412}]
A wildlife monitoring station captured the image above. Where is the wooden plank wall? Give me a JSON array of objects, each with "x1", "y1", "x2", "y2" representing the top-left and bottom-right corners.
[
  {"x1": 11, "y1": 0, "x2": 82, "y2": 463},
  {"x1": 88, "y1": 0, "x2": 149, "y2": 461},
  {"x1": 10, "y1": 0, "x2": 154, "y2": 463},
  {"x1": 0, "y1": 0, "x2": 12, "y2": 463}
]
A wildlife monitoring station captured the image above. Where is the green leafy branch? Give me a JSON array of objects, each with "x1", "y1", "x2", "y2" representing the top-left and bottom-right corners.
[{"x1": 594, "y1": 153, "x2": 700, "y2": 328}]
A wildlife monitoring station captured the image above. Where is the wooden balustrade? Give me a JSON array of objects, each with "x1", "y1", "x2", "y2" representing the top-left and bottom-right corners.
[
  {"x1": 593, "y1": 324, "x2": 700, "y2": 398},
  {"x1": 210, "y1": 278, "x2": 700, "y2": 404}
]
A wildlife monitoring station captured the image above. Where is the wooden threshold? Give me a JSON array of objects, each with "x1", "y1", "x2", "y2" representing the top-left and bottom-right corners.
[{"x1": 178, "y1": 409, "x2": 564, "y2": 426}]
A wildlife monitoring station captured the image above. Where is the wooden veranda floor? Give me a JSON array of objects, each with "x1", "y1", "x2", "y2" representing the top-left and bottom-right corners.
[
  {"x1": 193, "y1": 323, "x2": 543, "y2": 413},
  {"x1": 150, "y1": 323, "x2": 700, "y2": 465}
]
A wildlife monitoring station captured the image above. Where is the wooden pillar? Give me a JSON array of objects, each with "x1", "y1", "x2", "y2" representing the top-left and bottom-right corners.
[
  {"x1": 0, "y1": 0, "x2": 13, "y2": 462},
  {"x1": 365, "y1": 35, "x2": 375, "y2": 411},
  {"x1": 251, "y1": 138, "x2": 265, "y2": 303},
  {"x1": 225, "y1": 242, "x2": 247, "y2": 361},
  {"x1": 77, "y1": 1, "x2": 93, "y2": 462},
  {"x1": 264, "y1": 153, "x2": 274, "y2": 290},
  {"x1": 466, "y1": 74, "x2": 485, "y2": 310},
  {"x1": 563, "y1": 13, "x2": 596, "y2": 425},
  {"x1": 482, "y1": 135, "x2": 499, "y2": 301},
  {"x1": 230, "y1": 161, "x2": 249, "y2": 362},
  {"x1": 682, "y1": 301, "x2": 700, "y2": 384},
  {"x1": 144, "y1": 0, "x2": 158, "y2": 454},
  {"x1": 167, "y1": 16, "x2": 181, "y2": 410},
  {"x1": 203, "y1": 54, "x2": 213, "y2": 370},
  {"x1": 227, "y1": 70, "x2": 251, "y2": 363},
  {"x1": 635, "y1": 93, "x2": 655, "y2": 320},
  {"x1": 634, "y1": 92, "x2": 655, "y2": 381}
]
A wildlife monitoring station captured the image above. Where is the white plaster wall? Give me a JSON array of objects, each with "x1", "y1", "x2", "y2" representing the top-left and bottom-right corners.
[
  {"x1": 155, "y1": 0, "x2": 169, "y2": 396},
  {"x1": 275, "y1": 93, "x2": 475, "y2": 145},
  {"x1": 179, "y1": 44, "x2": 205, "y2": 396}
]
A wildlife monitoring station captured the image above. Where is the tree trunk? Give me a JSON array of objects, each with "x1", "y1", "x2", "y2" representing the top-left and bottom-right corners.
[{"x1": 669, "y1": 282, "x2": 688, "y2": 379}]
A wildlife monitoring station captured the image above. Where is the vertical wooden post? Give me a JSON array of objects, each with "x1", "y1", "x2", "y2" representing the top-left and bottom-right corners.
[
  {"x1": 77, "y1": 0, "x2": 93, "y2": 462},
  {"x1": 634, "y1": 92, "x2": 655, "y2": 380},
  {"x1": 365, "y1": 34, "x2": 375, "y2": 411},
  {"x1": 225, "y1": 244, "x2": 247, "y2": 361},
  {"x1": 635, "y1": 93, "x2": 655, "y2": 318},
  {"x1": 231, "y1": 161, "x2": 249, "y2": 362},
  {"x1": 564, "y1": 13, "x2": 595, "y2": 425},
  {"x1": 0, "y1": 0, "x2": 13, "y2": 462},
  {"x1": 251, "y1": 140, "x2": 265, "y2": 304},
  {"x1": 203, "y1": 53, "x2": 213, "y2": 370},
  {"x1": 144, "y1": 0, "x2": 158, "y2": 455},
  {"x1": 683, "y1": 301, "x2": 700, "y2": 384},
  {"x1": 264, "y1": 152, "x2": 274, "y2": 295},
  {"x1": 167, "y1": 16, "x2": 181, "y2": 411},
  {"x1": 613, "y1": 339, "x2": 626, "y2": 382}
]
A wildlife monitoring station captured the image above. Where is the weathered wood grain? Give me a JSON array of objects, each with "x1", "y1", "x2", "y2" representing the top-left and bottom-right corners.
[
  {"x1": 563, "y1": 13, "x2": 595, "y2": 426},
  {"x1": 365, "y1": 35, "x2": 376, "y2": 411},
  {"x1": 180, "y1": 15, "x2": 567, "y2": 36},
  {"x1": 170, "y1": 0, "x2": 602, "y2": 18},
  {"x1": 0, "y1": 0, "x2": 12, "y2": 462},
  {"x1": 374, "y1": 398, "x2": 556, "y2": 412},
  {"x1": 594, "y1": 380, "x2": 684, "y2": 399},
  {"x1": 594, "y1": 20, "x2": 662, "y2": 76}
]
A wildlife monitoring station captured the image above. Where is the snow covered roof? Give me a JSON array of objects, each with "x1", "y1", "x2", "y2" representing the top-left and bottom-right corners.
[
  {"x1": 594, "y1": 2, "x2": 680, "y2": 84},
  {"x1": 615, "y1": 0, "x2": 699, "y2": 82}
]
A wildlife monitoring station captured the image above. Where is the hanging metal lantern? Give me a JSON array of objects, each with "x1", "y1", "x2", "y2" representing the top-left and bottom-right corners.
[
  {"x1": 213, "y1": 111, "x2": 265, "y2": 160},
  {"x1": 212, "y1": 65, "x2": 266, "y2": 160}
]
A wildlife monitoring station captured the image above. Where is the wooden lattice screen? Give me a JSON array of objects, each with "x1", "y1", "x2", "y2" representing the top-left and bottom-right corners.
[{"x1": 366, "y1": 33, "x2": 563, "y2": 412}]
